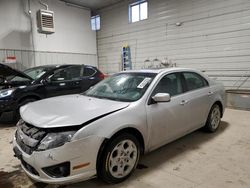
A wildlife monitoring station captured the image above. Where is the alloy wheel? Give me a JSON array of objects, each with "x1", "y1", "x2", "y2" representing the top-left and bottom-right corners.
[{"x1": 108, "y1": 139, "x2": 138, "y2": 178}]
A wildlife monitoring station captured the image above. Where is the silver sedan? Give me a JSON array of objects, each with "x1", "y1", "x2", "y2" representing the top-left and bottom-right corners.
[{"x1": 13, "y1": 68, "x2": 225, "y2": 184}]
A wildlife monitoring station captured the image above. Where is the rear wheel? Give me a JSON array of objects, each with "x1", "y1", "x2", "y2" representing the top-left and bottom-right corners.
[
  {"x1": 204, "y1": 104, "x2": 221, "y2": 132},
  {"x1": 98, "y1": 133, "x2": 140, "y2": 184}
]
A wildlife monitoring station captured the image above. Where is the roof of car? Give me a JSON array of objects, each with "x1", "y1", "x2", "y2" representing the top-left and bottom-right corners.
[
  {"x1": 122, "y1": 67, "x2": 197, "y2": 74},
  {"x1": 39, "y1": 64, "x2": 81, "y2": 68},
  {"x1": 28, "y1": 64, "x2": 96, "y2": 69}
]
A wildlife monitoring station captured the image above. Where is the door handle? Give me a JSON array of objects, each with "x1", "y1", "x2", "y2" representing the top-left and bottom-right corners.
[
  {"x1": 208, "y1": 91, "x2": 214, "y2": 96},
  {"x1": 59, "y1": 83, "x2": 66, "y2": 86},
  {"x1": 180, "y1": 100, "x2": 188, "y2": 105}
]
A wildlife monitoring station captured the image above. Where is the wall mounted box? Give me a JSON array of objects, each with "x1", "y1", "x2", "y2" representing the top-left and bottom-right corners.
[{"x1": 37, "y1": 9, "x2": 55, "y2": 34}]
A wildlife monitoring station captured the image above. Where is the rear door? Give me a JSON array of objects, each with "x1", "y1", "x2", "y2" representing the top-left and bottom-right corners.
[
  {"x1": 80, "y1": 66, "x2": 98, "y2": 92},
  {"x1": 181, "y1": 72, "x2": 211, "y2": 129},
  {"x1": 45, "y1": 65, "x2": 83, "y2": 97}
]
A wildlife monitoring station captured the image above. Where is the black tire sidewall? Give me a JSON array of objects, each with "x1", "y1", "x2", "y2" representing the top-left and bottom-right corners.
[
  {"x1": 205, "y1": 104, "x2": 221, "y2": 132},
  {"x1": 98, "y1": 133, "x2": 141, "y2": 184}
]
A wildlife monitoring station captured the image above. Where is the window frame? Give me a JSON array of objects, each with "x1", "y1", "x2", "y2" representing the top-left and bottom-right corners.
[
  {"x1": 147, "y1": 72, "x2": 184, "y2": 105},
  {"x1": 147, "y1": 71, "x2": 210, "y2": 105},
  {"x1": 49, "y1": 65, "x2": 83, "y2": 82},
  {"x1": 83, "y1": 66, "x2": 97, "y2": 77},
  {"x1": 129, "y1": 0, "x2": 148, "y2": 23},
  {"x1": 151, "y1": 73, "x2": 184, "y2": 97},
  {"x1": 181, "y1": 71, "x2": 209, "y2": 92},
  {"x1": 91, "y1": 15, "x2": 100, "y2": 31}
]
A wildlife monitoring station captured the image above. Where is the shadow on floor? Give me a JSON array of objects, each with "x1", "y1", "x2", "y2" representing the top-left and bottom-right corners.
[{"x1": 0, "y1": 121, "x2": 229, "y2": 188}]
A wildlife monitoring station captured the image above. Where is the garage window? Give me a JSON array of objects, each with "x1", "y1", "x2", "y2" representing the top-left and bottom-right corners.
[
  {"x1": 91, "y1": 15, "x2": 100, "y2": 31},
  {"x1": 129, "y1": 1, "x2": 148, "y2": 23}
]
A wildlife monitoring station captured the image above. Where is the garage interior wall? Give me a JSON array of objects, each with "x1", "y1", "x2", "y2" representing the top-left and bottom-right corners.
[
  {"x1": 97, "y1": 0, "x2": 250, "y2": 90},
  {"x1": 0, "y1": 0, "x2": 97, "y2": 70}
]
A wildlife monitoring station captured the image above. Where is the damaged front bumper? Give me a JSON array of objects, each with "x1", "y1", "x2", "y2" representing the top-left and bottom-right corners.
[{"x1": 13, "y1": 134, "x2": 104, "y2": 184}]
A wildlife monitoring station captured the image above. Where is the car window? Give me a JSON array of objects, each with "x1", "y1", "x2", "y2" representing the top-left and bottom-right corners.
[
  {"x1": 9, "y1": 76, "x2": 31, "y2": 82},
  {"x1": 152, "y1": 73, "x2": 183, "y2": 97},
  {"x1": 85, "y1": 73, "x2": 156, "y2": 102},
  {"x1": 24, "y1": 68, "x2": 46, "y2": 80},
  {"x1": 183, "y1": 72, "x2": 208, "y2": 91},
  {"x1": 83, "y1": 67, "x2": 96, "y2": 77},
  {"x1": 50, "y1": 66, "x2": 82, "y2": 82},
  {"x1": 10, "y1": 67, "x2": 53, "y2": 81}
]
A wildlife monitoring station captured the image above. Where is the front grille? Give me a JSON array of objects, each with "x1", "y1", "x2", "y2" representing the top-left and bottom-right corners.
[{"x1": 16, "y1": 122, "x2": 46, "y2": 155}]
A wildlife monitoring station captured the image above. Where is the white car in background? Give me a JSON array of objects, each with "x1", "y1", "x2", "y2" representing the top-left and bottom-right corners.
[{"x1": 13, "y1": 68, "x2": 225, "y2": 184}]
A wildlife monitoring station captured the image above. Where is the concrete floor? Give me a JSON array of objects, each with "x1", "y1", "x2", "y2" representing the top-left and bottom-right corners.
[{"x1": 0, "y1": 108, "x2": 250, "y2": 188}]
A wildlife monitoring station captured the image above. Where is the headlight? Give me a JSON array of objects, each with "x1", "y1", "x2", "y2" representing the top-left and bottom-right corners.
[
  {"x1": 0, "y1": 88, "x2": 15, "y2": 98},
  {"x1": 17, "y1": 118, "x2": 25, "y2": 126},
  {"x1": 37, "y1": 131, "x2": 76, "y2": 151}
]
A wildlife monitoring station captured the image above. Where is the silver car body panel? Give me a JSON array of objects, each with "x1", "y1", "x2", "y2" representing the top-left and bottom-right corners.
[
  {"x1": 14, "y1": 68, "x2": 225, "y2": 184},
  {"x1": 20, "y1": 94, "x2": 130, "y2": 128}
]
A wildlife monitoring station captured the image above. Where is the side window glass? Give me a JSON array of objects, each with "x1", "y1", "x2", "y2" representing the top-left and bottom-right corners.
[
  {"x1": 83, "y1": 67, "x2": 95, "y2": 77},
  {"x1": 152, "y1": 73, "x2": 183, "y2": 97},
  {"x1": 50, "y1": 66, "x2": 81, "y2": 81},
  {"x1": 183, "y1": 72, "x2": 208, "y2": 91},
  {"x1": 10, "y1": 76, "x2": 30, "y2": 82},
  {"x1": 68, "y1": 66, "x2": 82, "y2": 80}
]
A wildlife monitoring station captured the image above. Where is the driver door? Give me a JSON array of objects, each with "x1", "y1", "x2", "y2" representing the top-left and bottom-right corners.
[
  {"x1": 146, "y1": 72, "x2": 190, "y2": 151},
  {"x1": 45, "y1": 65, "x2": 83, "y2": 97}
]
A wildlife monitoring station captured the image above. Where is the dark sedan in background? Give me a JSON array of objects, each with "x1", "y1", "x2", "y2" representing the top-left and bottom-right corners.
[{"x1": 0, "y1": 63, "x2": 104, "y2": 120}]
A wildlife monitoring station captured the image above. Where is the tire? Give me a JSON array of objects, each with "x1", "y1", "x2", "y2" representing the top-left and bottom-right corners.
[
  {"x1": 204, "y1": 104, "x2": 221, "y2": 132},
  {"x1": 98, "y1": 133, "x2": 141, "y2": 184},
  {"x1": 13, "y1": 98, "x2": 37, "y2": 122}
]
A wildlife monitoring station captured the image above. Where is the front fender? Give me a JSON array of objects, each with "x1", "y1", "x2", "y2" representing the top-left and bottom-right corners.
[{"x1": 72, "y1": 104, "x2": 148, "y2": 148}]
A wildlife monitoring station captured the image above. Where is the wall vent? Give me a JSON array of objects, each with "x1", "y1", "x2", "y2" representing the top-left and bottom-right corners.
[{"x1": 37, "y1": 9, "x2": 55, "y2": 34}]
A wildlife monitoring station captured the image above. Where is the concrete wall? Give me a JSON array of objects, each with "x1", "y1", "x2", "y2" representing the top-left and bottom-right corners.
[
  {"x1": 0, "y1": 0, "x2": 97, "y2": 69},
  {"x1": 97, "y1": 0, "x2": 250, "y2": 90}
]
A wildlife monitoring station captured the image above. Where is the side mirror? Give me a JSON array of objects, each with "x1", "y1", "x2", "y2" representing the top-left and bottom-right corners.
[
  {"x1": 152, "y1": 93, "x2": 171, "y2": 103},
  {"x1": 41, "y1": 77, "x2": 51, "y2": 85}
]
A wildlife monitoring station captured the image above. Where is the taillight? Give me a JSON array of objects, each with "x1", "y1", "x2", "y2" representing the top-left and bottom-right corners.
[{"x1": 98, "y1": 72, "x2": 105, "y2": 80}]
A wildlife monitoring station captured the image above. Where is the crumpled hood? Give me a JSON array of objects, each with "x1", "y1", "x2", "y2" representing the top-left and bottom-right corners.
[{"x1": 20, "y1": 94, "x2": 130, "y2": 128}]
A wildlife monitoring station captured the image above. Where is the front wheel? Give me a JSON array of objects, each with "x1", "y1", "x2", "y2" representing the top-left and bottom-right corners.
[
  {"x1": 204, "y1": 104, "x2": 221, "y2": 132},
  {"x1": 98, "y1": 133, "x2": 140, "y2": 184}
]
